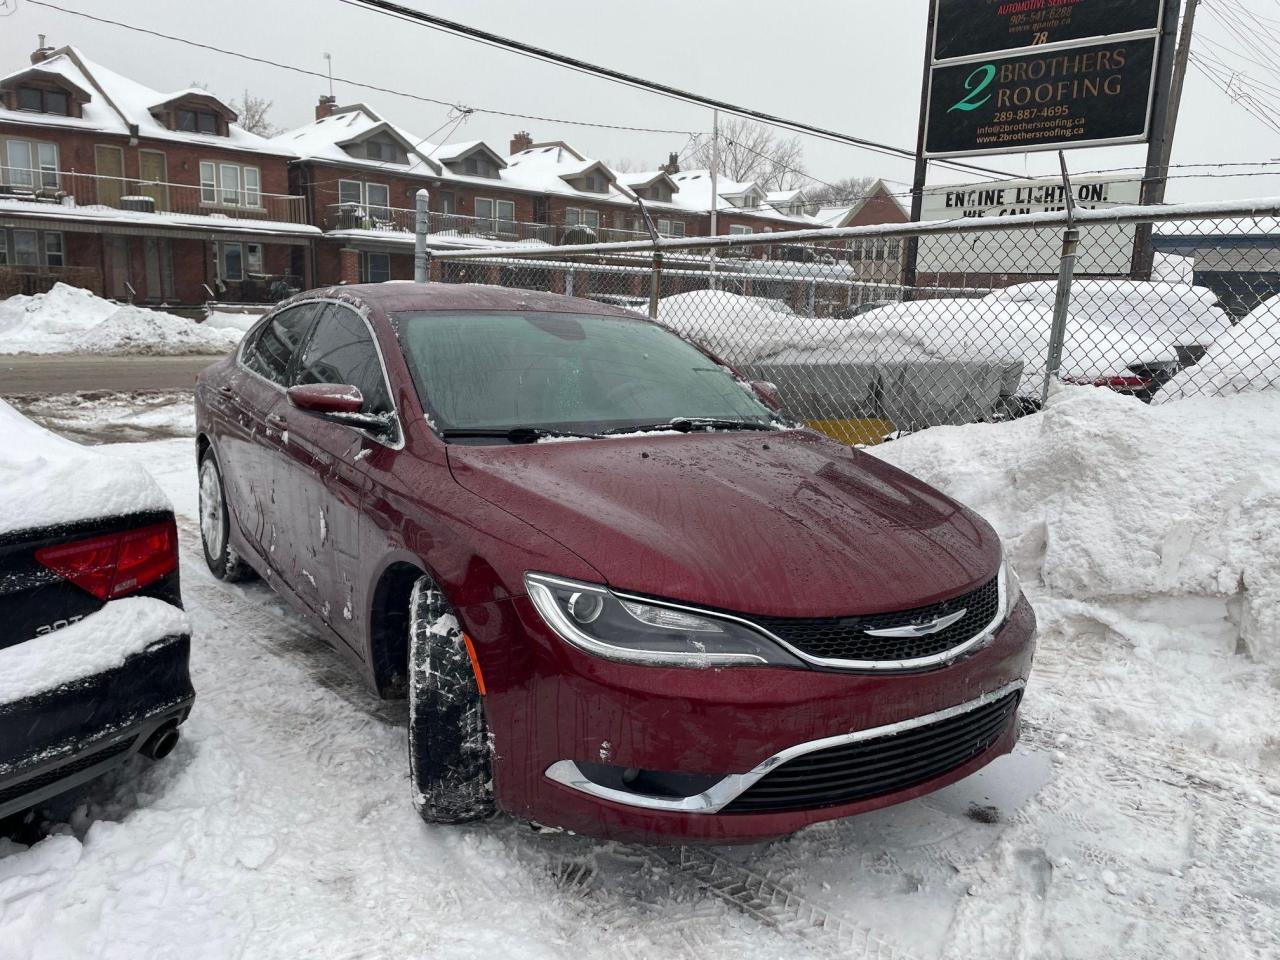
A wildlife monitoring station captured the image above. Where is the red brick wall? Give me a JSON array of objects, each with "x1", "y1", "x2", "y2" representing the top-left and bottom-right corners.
[{"x1": 0, "y1": 119, "x2": 292, "y2": 194}]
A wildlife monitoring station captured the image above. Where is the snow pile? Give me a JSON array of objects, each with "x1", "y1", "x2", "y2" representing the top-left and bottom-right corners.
[
  {"x1": 0, "y1": 399, "x2": 169, "y2": 535},
  {"x1": 0, "y1": 598, "x2": 188, "y2": 705},
  {"x1": 990, "y1": 279, "x2": 1231, "y2": 345},
  {"x1": 873, "y1": 386, "x2": 1280, "y2": 665},
  {"x1": 0, "y1": 284, "x2": 241, "y2": 355},
  {"x1": 662, "y1": 284, "x2": 1227, "y2": 394},
  {"x1": 203, "y1": 310, "x2": 262, "y2": 335},
  {"x1": 1155, "y1": 297, "x2": 1280, "y2": 403}
]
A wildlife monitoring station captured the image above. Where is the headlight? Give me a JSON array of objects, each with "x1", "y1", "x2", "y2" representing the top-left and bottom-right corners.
[
  {"x1": 525, "y1": 573, "x2": 803, "y2": 668},
  {"x1": 1000, "y1": 549, "x2": 1022, "y2": 620}
]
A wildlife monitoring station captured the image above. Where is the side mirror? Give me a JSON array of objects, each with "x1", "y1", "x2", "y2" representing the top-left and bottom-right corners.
[
  {"x1": 287, "y1": 383, "x2": 396, "y2": 436},
  {"x1": 749, "y1": 380, "x2": 784, "y2": 411}
]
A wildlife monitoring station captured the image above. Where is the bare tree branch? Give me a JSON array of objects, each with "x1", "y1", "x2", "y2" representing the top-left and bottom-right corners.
[
  {"x1": 231, "y1": 89, "x2": 279, "y2": 138},
  {"x1": 686, "y1": 117, "x2": 807, "y2": 192}
]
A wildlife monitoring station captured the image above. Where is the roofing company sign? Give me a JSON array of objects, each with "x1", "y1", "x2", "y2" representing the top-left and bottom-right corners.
[{"x1": 923, "y1": 0, "x2": 1167, "y2": 158}]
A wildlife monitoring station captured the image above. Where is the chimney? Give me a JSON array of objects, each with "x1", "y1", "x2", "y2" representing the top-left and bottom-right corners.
[
  {"x1": 31, "y1": 34, "x2": 55, "y2": 64},
  {"x1": 510, "y1": 130, "x2": 533, "y2": 154},
  {"x1": 315, "y1": 95, "x2": 337, "y2": 120},
  {"x1": 663, "y1": 151, "x2": 680, "y2": 175}
]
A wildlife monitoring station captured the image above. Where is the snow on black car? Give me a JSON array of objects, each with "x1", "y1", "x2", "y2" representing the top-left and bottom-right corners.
[{"x1": 0, "y1": 400, "x2": 194, "y2": 821}]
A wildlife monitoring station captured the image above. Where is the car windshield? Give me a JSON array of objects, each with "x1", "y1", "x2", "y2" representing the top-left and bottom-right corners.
[{"x1": 393, "y1": 310, "x2": 775, "y2": 437}]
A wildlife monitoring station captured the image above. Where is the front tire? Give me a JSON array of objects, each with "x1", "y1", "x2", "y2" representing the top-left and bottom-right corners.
[
  {"x1": 408, "y1": 576, "x2": 494, "y2": 824},
  {"x1": 198, "y1": 448, "x2": 255, "y2": 582}
]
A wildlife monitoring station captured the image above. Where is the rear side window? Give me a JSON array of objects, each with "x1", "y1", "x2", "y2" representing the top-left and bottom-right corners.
[
  {"x1": 243, "y1": 304, "x2": 317, "y2": 384},
  {"x1": 293, "y1": 304, "x2": 392, "y2": 414}
]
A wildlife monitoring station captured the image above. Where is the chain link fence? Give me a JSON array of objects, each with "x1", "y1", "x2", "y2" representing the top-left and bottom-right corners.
[{"x1": 425, "y1": 200, "x2": 1280, "y2": 444}]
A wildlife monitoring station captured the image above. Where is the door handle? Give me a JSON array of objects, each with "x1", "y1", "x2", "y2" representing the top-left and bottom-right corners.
[{"x1": 266, "y1": 414, "x2": 288, "y2": 430}]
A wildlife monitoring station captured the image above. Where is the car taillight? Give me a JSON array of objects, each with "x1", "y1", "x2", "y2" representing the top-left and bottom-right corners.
[{"x1": 35, "y1": 520, "x2": 178, "y2": 601}]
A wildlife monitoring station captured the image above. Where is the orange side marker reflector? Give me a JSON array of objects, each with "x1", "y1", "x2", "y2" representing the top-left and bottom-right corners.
[{"x1": 463, "y1": 633, "x2": 487, "y2": 696}]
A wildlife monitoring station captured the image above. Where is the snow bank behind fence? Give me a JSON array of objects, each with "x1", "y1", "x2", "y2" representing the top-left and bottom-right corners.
[
  {"x1": 872, "y1": 386, "x2": 1280, "y2": 664},
  {"x1": 0, "y1": 283, "x2": 242, "y2": 356}
]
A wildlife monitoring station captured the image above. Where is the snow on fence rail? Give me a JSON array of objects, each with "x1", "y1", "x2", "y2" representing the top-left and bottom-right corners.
[{"x1": 426, "y1": 198, "x2": 1280, "y2": 443}]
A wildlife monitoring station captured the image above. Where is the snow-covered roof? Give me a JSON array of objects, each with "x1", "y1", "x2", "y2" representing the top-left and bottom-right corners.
[
  {"x1": 812, "y1": 180, "x2": 910, "y2": 228},
  {"x1": 0, "y1": 197, "x2": 320, "y2": 237},
  {"x1": 504, "y1": 142, "x2": 636, "y2": 204},
  {"x1": 0, "y1": 47, "x2": 295, "y2": 157},
  {"x1": 668, "y1": 169, "x2": 807, "y2": 225},
  {"x1": 275, "y1": 105, "x2": 441, "y2": 177}
]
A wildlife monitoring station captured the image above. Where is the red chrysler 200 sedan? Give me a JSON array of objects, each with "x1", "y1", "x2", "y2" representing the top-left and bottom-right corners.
[{"x1": 194, "y1": 283, "x2": 1036, "y2": 844}]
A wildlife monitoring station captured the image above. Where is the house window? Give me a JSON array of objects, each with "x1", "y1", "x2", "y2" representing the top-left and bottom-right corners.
[
  {"x1": 16, "y1": 86, "x2": 70, "y2": 116},
  {"x1": 360, "y1": 251, "x2": 391, "y2": 283},
  {"x1": 1, "y1": 139, "x2": 54, "y2": 188},
  {"x1": 581, "y1": 173, "x2": 607, "y2": 193},
  {"x1": 0, "y1": 232, "x2": 6, "y2": 265},
  {"x1": 565, "y1": 207, "x2": 600, "y2": 229},
  {"x1": 672, "y1": 221, "x2": 686, "y2": 238},
  {"x1": 365, "y1": 139, "x2": 392, "y2": 162},
  {"x1": 44, "y1": 232, "x2": 64, "y2": 267},
  {"x1": 13, "y1": 230, "x2": 38, "y2": 266},
  {"x1": 338, "y1": 180, "x2": 390, "y2": 219},
  {"x1": 475, "y1": 198, "x2": 515, "y2": 233},
  {"x1": 220, "y1": 242, "x2": 244, "y2": 281},
  {"x1": 200, "y1": 162, "x2": 261, "y2": 207},
  {"x1": 657, "y1": 219, "x2": 671, "y2": 235},
  {"x1": 199, "y1": 161, "x2": 217, "y2": 203},
  {"x1": 246, "y1": 242, "x2": 264, "y2": 275},
  {"x1": 729, "y1": 225, "x2": 751, "y2": 235},
  {"x1": 178, "y1": 109, "x2": 220, "y2": 135}
]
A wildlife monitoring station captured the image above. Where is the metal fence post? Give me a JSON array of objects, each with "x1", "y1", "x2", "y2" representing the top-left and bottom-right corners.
[
  {"x1": 1042, "y1": 224, "x2": 1079, "y2": 405},
  {"x1": 566, "y1": 267, "x2": 575, "y2": 298},
  {"x1": 414, "y1": 188, "x2": 430, "y2": 283},
  {"x1": 649, "y1": 250, "x2": 663, "y2": 320}
]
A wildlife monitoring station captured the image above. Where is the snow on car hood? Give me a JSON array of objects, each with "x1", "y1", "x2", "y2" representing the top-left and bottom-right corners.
[
  {"x1": 447, "y1": 429, "x2": 1000, "y2": 618},
  {"x1": 0, "y1": 400, "x2": 170, "y2": 536}
]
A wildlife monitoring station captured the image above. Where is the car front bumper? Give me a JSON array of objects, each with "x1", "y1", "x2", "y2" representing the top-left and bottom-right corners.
[
  {"x1": 467, "y1": 594, "x2": 1036, "y2": 844},
  {"x1": 0, "y1": 632, "x2": 195, "y2": 821}
]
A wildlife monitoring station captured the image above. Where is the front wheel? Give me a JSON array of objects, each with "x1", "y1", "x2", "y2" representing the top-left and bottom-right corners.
[{"x1": 407, "y1": 576, "x2": 495, "y2": 824}]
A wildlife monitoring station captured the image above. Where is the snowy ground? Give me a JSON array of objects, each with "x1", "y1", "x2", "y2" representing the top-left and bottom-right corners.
[{"x1": 1, "y1": 390, "x2": 1278, "y2": 960}]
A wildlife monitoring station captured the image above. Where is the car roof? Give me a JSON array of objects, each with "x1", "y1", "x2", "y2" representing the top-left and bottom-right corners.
[{"x1": 297, "y1": 282, "x2": 649, "y2": 321}]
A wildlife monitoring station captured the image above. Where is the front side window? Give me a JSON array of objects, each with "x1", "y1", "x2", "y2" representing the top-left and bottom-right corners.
[
  {"x1": 294, "y1": 304, "x2": 391, "y2": 413},
  {"x1": 394, "y1": 311, "x2": 773, "y2": 437},
  {"x1": 365, "y1": 183, "x2": 389, "y2": 218},
  {"x1": 201, "y1": 162, "x2": 258, "y2": 206},
  {"x1": 243, "y1": 304, "x2": 317, "y2": 384}
]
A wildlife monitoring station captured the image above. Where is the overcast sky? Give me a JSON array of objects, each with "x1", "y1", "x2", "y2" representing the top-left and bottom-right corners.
[{"x1": 2, "y1": 0, "x2": 1277, "y2": 204}]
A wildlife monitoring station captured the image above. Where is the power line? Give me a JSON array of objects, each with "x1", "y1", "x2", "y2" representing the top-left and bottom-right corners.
[
  {"x1": 22, "y1": 0, "x2": 703, "y2": 136},
  {"x1": 330, "y1": 0, "x2": 1019, "y2": 183}
]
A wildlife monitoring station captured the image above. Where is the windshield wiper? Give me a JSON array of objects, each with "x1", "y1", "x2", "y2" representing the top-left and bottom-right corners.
[
  {"x1": 602, "y1": 417, "x2": 775, "y2": 436},
  {"x1": 441, "y1": 427, "x2": 602, "y2": 444}
]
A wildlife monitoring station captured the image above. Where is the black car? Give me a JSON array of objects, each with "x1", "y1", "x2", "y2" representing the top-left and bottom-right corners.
[{"x1": 0, "y1": 402, "x2": 194, "y2": 823}]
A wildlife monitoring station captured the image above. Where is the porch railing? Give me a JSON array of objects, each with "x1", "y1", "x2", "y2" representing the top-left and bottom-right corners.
[
  {"x1": 0, "y1": 264, "x2": 103, "y2": 297},
  {"x1": 0, "y1": 165, "x2": 309, "y2": 224}
]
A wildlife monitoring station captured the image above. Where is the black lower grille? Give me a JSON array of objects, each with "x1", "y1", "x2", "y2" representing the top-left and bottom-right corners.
[
  {"x1": 0, "y1": 738, "x2": 133, "y2": 808},
  {"x1": 722, "y1": 690, "x2": 1020, "y2": 814},
  {"x1": 752, "y1": 576, "x2": 1000, "y2": 663}
]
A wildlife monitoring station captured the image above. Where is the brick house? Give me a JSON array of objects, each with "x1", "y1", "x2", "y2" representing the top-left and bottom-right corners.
[{"x1": 0, "y1": 43, "x2": 315, "y2": 304}]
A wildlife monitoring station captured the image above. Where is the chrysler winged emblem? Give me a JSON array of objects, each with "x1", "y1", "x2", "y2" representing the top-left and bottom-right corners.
[{"x1": 864, "y1": 608, "x2": 967, "y2": 639}]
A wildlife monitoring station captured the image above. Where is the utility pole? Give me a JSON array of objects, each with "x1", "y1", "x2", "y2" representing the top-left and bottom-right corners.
[
  {"x1": 901, "y1": 0, "x2": 937, "y2": 297},
  {"x1": 709, "y1": 108, "x2": 720, "y2": 290},
  {"x1": 1130, "y1": 0, "x2": 1188, "y2": 279}
]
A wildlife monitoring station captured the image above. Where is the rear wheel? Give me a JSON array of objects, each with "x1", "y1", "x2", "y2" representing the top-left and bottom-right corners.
[
  {"x1": 407, "y1": 575, "x2": 494, "y2": 824},
  {"x1": 198, "y1": 449, "x2": 254, "y2": 582}
]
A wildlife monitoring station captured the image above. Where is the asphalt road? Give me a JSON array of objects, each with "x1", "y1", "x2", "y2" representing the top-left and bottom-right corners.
[{"x1": 0, "y1": 354, "x2": 219, "y2": 395}]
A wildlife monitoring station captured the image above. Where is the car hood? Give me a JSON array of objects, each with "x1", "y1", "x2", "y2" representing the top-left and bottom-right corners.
[{"x1": 446, "y1": 430, "x2": 999, "y2": 619}]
